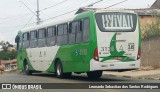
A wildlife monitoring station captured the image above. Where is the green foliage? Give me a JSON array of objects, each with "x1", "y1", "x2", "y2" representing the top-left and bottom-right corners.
[
  {"x1": 143, "y1": 14, "x2": 160, "y2": 38},
  {"x1": 0, "y1": 41, "x2": 16, "y2": 60},
  {"x1": 0, "y1": 51, "x2": 17, "y2": 60}
]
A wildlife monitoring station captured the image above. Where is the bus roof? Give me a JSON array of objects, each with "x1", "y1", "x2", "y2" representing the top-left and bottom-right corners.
[
  {"x1": 21, "y1": 14, "x2": 76, "y2": 33},
  {"x1": 76, "y1": 7, "x2": 135, "y2": 14},
  {"x1": 20, "y1": 8, "x2": 135, "y2": 33}
]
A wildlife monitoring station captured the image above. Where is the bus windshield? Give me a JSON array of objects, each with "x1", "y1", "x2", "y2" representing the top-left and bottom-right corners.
[{"x1": 95, "y1": 12, "x2": 137, "y2": 32}]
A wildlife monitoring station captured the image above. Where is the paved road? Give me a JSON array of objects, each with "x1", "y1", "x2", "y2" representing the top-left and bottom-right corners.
[{"x1": 0, "y1": 73, "x2": 160, "y2": 92}]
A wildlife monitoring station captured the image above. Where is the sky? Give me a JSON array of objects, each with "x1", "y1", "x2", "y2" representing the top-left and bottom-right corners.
[{"x1": 0, "y1": 0, "x2": 156, "y2": 45}]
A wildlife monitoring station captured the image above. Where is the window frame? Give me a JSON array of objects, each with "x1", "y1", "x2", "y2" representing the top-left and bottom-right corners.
[
  {"x1": 30, "y1": 30, "x2": 38, "y2": 40},
  {"x1": 82, "y1": 18, "x2": 90, "y2": 43},
  {"x1": 38, "y1": 28, "x2": 46, "y2": 39},
  {"x1": 57, "y1": 24, "x2": 64, "y2": 36},
  {"x1": 69, "y1": 19, "x2": 83, "y2": 44},
  {"x1": 57, "y1": 23, "x2": 69, "y2": 45},
  {"x1": 57, "y1": 23, "x2": 68, "y2": 35},
  {"x1": 46, "y1": 26, "x2": 57, "y2": 46},
  {"x1": 23, "y1": 32, "x2": 30, "y2": 49},
  {"x1": 29, "y1": 30, "x2": 38, "y2": 48},
  {"x1": 63, "y1": 23, "x2": 68, "y2": 35},
  {"x1": 23, "y1": 32, "x2": 30, "y2": 41},
  {"x1": 46, "y1": 26, "x2": 56, "y2": 38}
]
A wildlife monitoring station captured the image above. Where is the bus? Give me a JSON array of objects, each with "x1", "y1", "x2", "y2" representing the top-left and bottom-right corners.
[{"x1": 15, "y1": 9, "x2": 141, "y2": 79}]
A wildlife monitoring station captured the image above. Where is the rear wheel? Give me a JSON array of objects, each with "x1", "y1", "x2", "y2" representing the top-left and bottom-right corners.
[
  {"x1": 55, "y1": 60, "x2": 71, "y2": 78},
  {"x1": 23, "y1": 62, "x2": 32, "y2": 75},
  {"x1": 87, "y1": 71, "x2": 103, "y2": 79}
]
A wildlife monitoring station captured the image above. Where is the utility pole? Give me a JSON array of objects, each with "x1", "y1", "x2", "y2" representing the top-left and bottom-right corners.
[
  {"x1": 36, "y1": 0, "x2": 40, "y2": 24},
  {"x1": 18, "y1": 0, "x2": 41, "y2": 25}
]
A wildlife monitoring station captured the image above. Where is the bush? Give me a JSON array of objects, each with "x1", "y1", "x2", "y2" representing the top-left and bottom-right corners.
[
  {"x1": 0, "y1": 51, "x2": 17, "y2": 60},
  {"x1": 143, "y1": 14, "x2": 160, "y2": 39}
]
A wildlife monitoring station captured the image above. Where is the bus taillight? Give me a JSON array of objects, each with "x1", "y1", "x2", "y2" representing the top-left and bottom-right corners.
[
  {"x1": 137, "y1": 48, "x2": 141, "y2": 59},
  {"x1": 94, "y1": 48, "x2": 99, "y2": 61}
]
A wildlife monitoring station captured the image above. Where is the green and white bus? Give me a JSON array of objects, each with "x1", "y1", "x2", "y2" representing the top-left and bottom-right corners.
[{"x1": 15, "y1": 9, "x2": 141, "y2": 78}]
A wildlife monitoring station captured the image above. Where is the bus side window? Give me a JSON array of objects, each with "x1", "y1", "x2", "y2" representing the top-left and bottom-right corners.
[
  {"x1": 57, "y1": 24, "x2": 68, "y2": 45},
  {"x1": 57, "y1": 25, "x2": 64, "y2": 45},
  {"x1": 69, "y1": 22, "x2": 76, "y2": 44},
  {"x1": 83, "y1": 18, "x2": 90, "y2": 42},
  {"x1": 76, "y1": 21, "x2": 82, "y2": 43},
  {"x1": 46, "y1": 26, "x2": 56, "y2": 46},
  {"x1": 63, "y1": 24, "x2": 68, "y2": 45},
  {"x1": 23, "y1": 32, "x2": 30, "y2": 48},
  {"x1": 38, "y1": 28, "x2": 46, "y2": 47},
  {"x1": 30, "y1": 31, "x2": 37, "y2": 48}
]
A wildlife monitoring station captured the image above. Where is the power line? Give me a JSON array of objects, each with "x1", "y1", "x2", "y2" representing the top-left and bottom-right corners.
[
  {"x1": 0, "y1": 22, "x2": 36, "y2": 29},
  {"x1": 64, "y1": 0, "x2": 89, "y2": 10},
  {"x1": 46, "y1": 0, "x2": 88, "y2": 18},
  {"x1": 21, "y1": 0, "x2": 41, "y2": 25},
  {"x1": 0, "y1": 14, "x2": 34, "y2": 25},
  {"x1": 94, "y1": 0, "x2": 112, "y2": 6},
  {"x1": 18, "y1": 0, "x2": 37, "y2": 16},
  {"x1": 3, "y1": 0, "x2": 103, "y2": 26},
  {"x1": 1, "y1": 0, "x2": 130, "y2": 44},
  {"x1": 22, "y1": 14, "x2": 35, "y2": 29},
  {"x1": 1, "y1": 0, "x2": 129, "y2": 29},
  {"x1": 86, "y1": 0, "x2": 103, "y2": 7},
  {"x1": 44, "y1": 9, "x2": 78, "y2": 21},
  {"x1": 10, "y1": 36, "x2": 16, "y2": 44},
  {"x1": 43, "y1": 0, "x2": 104, "y2": 21},
  {"x1": 18, "y1": 0, "x2": 40, "y2": 24},
  {"x1": 1, "y1": 0, "x2": 84, "y2": 28},
  {"x1": 41, "y1": 11, "x2": 51, "y2": 18},
  {"x1": 40, "y1": 0, "x2": 68, "y2": 12},
  {"x1": 0, "y1": 13, "x2": 32, "y2": 20},
  {"x1": 105, "y1": 0, "x2": 128, "y2": 8}
]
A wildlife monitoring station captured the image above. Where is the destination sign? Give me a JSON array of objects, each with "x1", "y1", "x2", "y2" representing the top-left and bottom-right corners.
[
  {"x1": 102, "y1": 14, "x2": 134, "y2": 30},
  {"x1": 96, "y1": 12, "x2": 137, "y2": 32}
]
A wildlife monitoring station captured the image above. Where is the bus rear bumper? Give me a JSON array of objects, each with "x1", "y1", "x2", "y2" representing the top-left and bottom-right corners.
[{"x1": 90, "y1": 59, "x2": 140, "y2": 71}]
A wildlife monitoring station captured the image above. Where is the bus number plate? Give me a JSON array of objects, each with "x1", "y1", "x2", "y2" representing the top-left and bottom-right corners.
[{"x1": 80, "y1": 49, "x2": 87, "y2": 55}]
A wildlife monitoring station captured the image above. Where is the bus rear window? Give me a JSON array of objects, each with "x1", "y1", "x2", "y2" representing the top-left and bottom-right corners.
[{"x1": 95, "y1": 12, "x2": 137, "y2": 32}]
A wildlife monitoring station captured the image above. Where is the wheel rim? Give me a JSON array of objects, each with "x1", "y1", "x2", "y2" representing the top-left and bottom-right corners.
[
  {"x1": 25, "y1": 64, "x2": 28, "y2": 72},
  {"x1": 57, "y1": 64, "x2": 61, "y2": 76}
]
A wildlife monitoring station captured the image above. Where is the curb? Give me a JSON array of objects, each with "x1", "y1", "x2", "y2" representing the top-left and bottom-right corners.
[{"x1": 104, "y1": 71, "x2": 160, "y2": 80}]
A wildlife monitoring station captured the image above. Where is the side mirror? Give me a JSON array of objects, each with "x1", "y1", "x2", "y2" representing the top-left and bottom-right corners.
[{"x1": 15, "y1": 35, "x2": 20, "y2": 50}]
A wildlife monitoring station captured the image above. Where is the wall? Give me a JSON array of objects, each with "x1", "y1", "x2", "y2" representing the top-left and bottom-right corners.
[{"x1": 141, "y1": 37, "x2": 160, "y2": 68}]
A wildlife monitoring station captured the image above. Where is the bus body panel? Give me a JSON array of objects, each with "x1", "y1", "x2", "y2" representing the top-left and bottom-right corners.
[
  {"x1": 90, "y1": 11, "x2": 141, "y2": 71},
  {"x1": 16, "y1": 10, "x2": 141, "y2": 73},
  {"x1": 26, "y1": 46, "x2": 59, "y2": 71}
]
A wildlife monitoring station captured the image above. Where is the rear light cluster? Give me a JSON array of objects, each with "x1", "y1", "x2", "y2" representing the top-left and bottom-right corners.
[
  {"x1": 137, "y1": 48, "x2": 141, "y2": 59},
  {"x1": 94, "y1": 48, "x2": 99, "y2": 61}
]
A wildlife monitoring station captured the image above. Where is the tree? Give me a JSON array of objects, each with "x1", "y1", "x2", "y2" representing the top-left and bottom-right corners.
[
  {"x1": 0, "y1": 41, "x2": 17, "y2": 60},
  {"x1": 0, "y1": 41, "x2": 13, "y2": 52},
  {"x1": 0, "y1": 51, "x2": 17, "y2": 60}
]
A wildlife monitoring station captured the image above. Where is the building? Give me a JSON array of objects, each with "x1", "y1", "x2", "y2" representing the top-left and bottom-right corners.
[
  {"x1": 131, "y1": 9, "x2": 160, "y2": 35},
  {"x1": 132, "y1": 0, "x2": 160, "y2": 35},
  {"x1": 8, "y1": 46, "x2": 16, "y2": 52},
  {"x1": 150, "y1": 0, "x2": 160, "y2": 9},
  {"x1": 0, "y1": 59, "x2": 17, "y2": 71}
]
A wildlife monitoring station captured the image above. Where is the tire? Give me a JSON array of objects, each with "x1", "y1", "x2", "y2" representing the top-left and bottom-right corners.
[
  {"x1": 87, "y1": 71, "x2": 103, "y2": 79},
  {"x1": 23, "y1": 62, "x2": 32, "y2": 75},
  {"x1": 55, "y1": 60, "x2": 71, "y2": 78}
]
